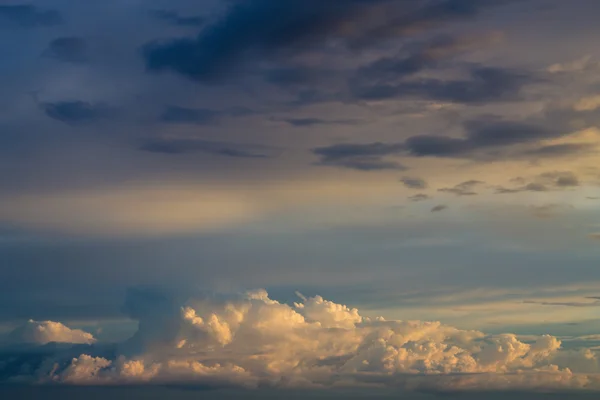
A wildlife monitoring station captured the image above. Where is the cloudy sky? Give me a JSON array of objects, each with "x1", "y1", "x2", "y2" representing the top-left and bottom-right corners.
[{"x1": 1, "y1": 0, "x2": 600, "y2": 396}]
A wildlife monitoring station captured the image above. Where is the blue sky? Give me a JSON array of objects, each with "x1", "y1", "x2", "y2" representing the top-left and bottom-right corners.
[{"x1": 1, "y1": 0, "x2": 600, "y2": 393}]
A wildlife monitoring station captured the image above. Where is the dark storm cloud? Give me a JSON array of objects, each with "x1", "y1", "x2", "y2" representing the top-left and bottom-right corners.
[
  {"x1": 139, "y1": 138, "x2": 275, "y2": 158},
  {"x1": 400, "y1": 177, "x2": 428, "y2": 189},
  {"x1": 151, "y1": 10, "x2": 206, "y2": 27},
  {"x1": 44, "y1": 37, "x2": 88, "y2": 64},
  {"x1": 438, "y1": 180, "x2": 483, "y2": 196},
  {"x1": 41, "y1": 101, "x2": 116, "y2": 125},
  {"x1": 0, "y1": 5, "x2": 62, "y2": 28},
  {"x1": 142, "y1": 0, "x2": 513, "y2": 82}
]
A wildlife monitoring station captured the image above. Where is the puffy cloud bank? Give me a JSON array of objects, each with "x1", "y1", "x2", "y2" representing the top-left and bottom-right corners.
[
  {"x1": 7, "y1": 291, "x2": 600, "y2": 391},
  {"x1": 6, "y1": 320, "x2": 96, "y2": 345}
]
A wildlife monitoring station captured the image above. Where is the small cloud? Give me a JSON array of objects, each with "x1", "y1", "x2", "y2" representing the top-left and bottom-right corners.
[
  {"x1": 312, "y1": 142, "x2": 406, "y2": 172},
  {"x1": 431, "y1": 204, "x2": 448, "y2": 213},
  {"x1": 400, "y1": 177, "x2": 428, "y2": 190},
  {"x1": 41, "y1": 101, "x2": 116, "y2": 124},
  {"x1": 495, "y1": 182, "x2": 548, "y2": 194},
  {"x1": 409, "y1": 194, "x2": 430, "y2": 202},
  {"x1": 44, "y1": 37, "x2": 88, "y2": 64},
  {"x1": 539, "y1": 171, "x2": 580, "y2": 188},
  {"x1": 438, "y1": 180, "x2": 483, "y2": 196}
]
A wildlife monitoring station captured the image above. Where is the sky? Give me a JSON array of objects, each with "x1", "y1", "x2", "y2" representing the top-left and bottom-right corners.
[{"x1": 1, "y1": 0, "x2": 600, "y2": 396}]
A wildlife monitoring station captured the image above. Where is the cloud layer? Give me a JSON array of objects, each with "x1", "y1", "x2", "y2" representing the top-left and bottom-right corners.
[{"x1": 3, "y1": 290, "x2": 600, "y2": 391}]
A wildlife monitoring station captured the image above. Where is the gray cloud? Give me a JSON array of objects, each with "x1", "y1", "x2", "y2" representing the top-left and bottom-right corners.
[
  {"x1": 521, "y1": 143, "x2": 593, "y2": 158},
  {"x1": 352, "y1": 65, "x2": 533, "y2": 104},
  {"x1": 352, "y1": 33, "x2": 500, "y2": 84},
  {"x1": 142, "y1": 0, "x2": 513, "y2": 82},
  {"x1": 313, "y1": 142, "x2": 406, "y2": 171},
  {"x1": 312, "y1": 116, "x2": 565, "y2": 168},
  {"x1": 279, "y1": 118, "x2": 358, "y2": 127},
  {"x1": 160, "y1": 106, "x2": 220, "y2": 125},
  {"x1": 312, "y1": 143, "x2": 405, "y2": 161},
  {"x1": 431, "y1": 205, "x2": 448, "y2": 212},
  {"x1": 496, "y1": 183, "x2": 548, "y2": 194},
  {"x1": 41, "y1": 101, "x2": 116, "y2": 125},
  {"x1": 438, "y1": 180, "x2": 484, "y2": 196},
  {"x1": 409, "y1": 194, "x2": 430, "y2": 202},
  {"x1": 160, "y1": 106, "x2": 254, "y2": 125},
  {"x1": 0, "y1": 5, "x2": 62, "y2": 28},
  {"x1": 495, "y1": 171, "x2": 580, "y2": 194},
  {"x1": 139, "y1": 138, "x2": 276, "y2": 158},
  {"x1": 541, "y1": 171, "x2": 580, "y2": 188},
  {"x1": 44, "y1": 37, "x2": 88, "y2": 64},
  {"x1": 523, "y1": 299, "x2": 600, "y2": 308},
  {"x1": 406, "y1": 118, "x2": 560, "y2": 158},
  {"x1": 317, "y1": 110, "x2": 581, "y2": 164},
  {"x1": 320, "y1": 158, "x2": 407, "y2": 172},
  {"x1": 400, "y1": 177, "x2": 428, "y2": 190}
]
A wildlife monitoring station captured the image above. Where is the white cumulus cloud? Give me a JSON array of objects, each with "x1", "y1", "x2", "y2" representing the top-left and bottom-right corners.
[
  {"x1": 6, "y1": 320, "x2": 96, "y2": 345},
  {"x1": 19, "y1": 290, "x2": 600, "y2": 391}
]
